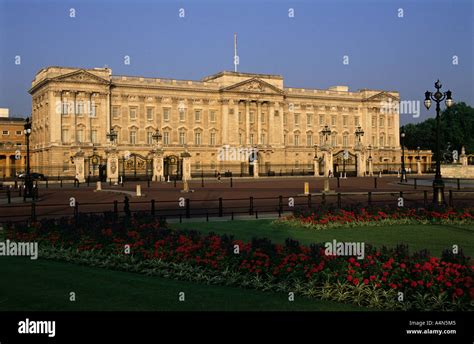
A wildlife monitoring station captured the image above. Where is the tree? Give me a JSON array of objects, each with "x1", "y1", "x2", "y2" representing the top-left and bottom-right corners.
[{"x1": 403, "y1": 102, "x2": 474, "y2": 154}]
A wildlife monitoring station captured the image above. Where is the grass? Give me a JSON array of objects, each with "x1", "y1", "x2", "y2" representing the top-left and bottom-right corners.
[
  {"x1": 0, "y1": 257, "x2": 367, "y2": 311},
  {"x1": 172, "y1": 220, "x2": 474, "y2": 257}
]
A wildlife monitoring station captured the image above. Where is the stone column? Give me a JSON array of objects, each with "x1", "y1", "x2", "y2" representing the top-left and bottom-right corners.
[
  {"x1": 105, "y1": 147, "x2": 119, "y2": 184},
  {"x1": 152, "y1": 148, "x2": 164, "y2": 181},
  {"x1": 257, "y1": 101, "x2": 262, "y2": 144},
  {"x1": 73, "y1": 149, "x2": 85, "y2": 182},
  {"x1": 368, "y1": 158, "x2": 374, "y2": 177},
  {"x1": 181, "y1": 151, "x2": 192, "y2": 181},
  {"x1": 5, "y1": 155, "x2": 11, "y2": 178},
  {"x1": 221, "y1": 99, "x2": 229, "y2": 145},
  {"x1": 417, "y1": 160, "x2": 422, "y2": 175},
  {"x1": 253, "y1": 159, "x2": 259, "y2": 178},
  {"x1": 280, "y1": 102, "x2": 285, "y2": 146},
  {"x1": 356, "y1": 151, "x2": 366, "y2": 177},
  {"x1": 245, "y1": 101, "x2": 250, "y2": 145},
  {"x1": 313, "y1": 157, "x2": 319, "y2": 176},
  {"x1": 268, "y1": 102, "x2": 274, "y2": 145}
]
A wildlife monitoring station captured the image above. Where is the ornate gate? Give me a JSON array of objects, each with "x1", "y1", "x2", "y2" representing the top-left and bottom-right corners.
[
  {"x1": 164, "y1": 155, "x2": 182, "y2": 180},
  {"x1": 333, "y1": 150, "x2": 357, "y2": 177},
  {"x1": 119, "y1": 153, "x2": 153, "y2": 180},
  {"x1": 85, "y1": 153, "x2": 106, "y2": 182}
]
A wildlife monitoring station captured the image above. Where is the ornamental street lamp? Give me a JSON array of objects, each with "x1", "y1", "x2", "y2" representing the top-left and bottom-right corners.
[
  {"x1": 424, "y1": 80, "x2": 454, "y2": 205},
  {"x1": 321, "y1": 125, "x2": 331, "y2": 146},
  {"x1": 152, "y1": 129, "x2": 163, "y2": 147},
  {"x1": 400, "y1": 130, "x2": 407, "y2": 182},
  {"x1": 355, "y1": 126, "x2": 364, "y2": 144},
  {"x1": 23, "y1": 117, "x2": 33, "y2": 199},
  {"x1": 106, "y1": 129, "x2": 117, "y2": 145},
  {"x1": 313, "y1": 144, "x2": 319, "y2": 158}
]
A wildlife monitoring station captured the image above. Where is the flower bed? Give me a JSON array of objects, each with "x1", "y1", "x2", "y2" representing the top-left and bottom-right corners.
[
  {"x1": 5, "y1": 213, "x2": 474, "y2": 311},
  {"x1": 279, "y1": 206, "x2": 474, "y2": 230}
]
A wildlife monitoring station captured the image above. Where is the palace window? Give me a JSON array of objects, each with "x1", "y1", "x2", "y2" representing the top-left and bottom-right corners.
[
  {"x1": 294, "y1": 134, "x2": 300, "y2": 147},
  {"x1": 163, "y1": 108, "x2": 170, "y2": 122},
  {"x1": 179, "y1": 107, "x2": 186, "y2": 122},
  {"x1": 2, "y1": 130, "x2": 8, "y2": 135},
  {"x1": 129, "y1": 107, "x2": 137, "y2": 120},
  {"x1": 319, "y1": 114, "x2": 324, "y2": 125},
  {"x1": 112, "y1": 106, "x2": 120, "y2": 118},
  {"x1": 343, "y1": 116, "x2": 348, "y2": 127},
  {"x1": 62, "y1": 129, "x2": 69, "y2": 143},
  {"x1": 331, "y1": 115, "x2": 337, "y2": 126},
  {"x1": 331, "y1": 134, "x2": 337, "y2": 147},
  {"x1": 90, "y1": 104, "x2": 96, "y2": 117},
  {"x1": 194, "y1": 131, "x2": 202, "y2": 145},
  {"x1": 238, "y1": 111, "x2": 243, "y2": 123},
  {"x1": 91, "y1": 130, "x2": 98, "y2": 144},
  {"x1": 179, "y1": 131, "x2": 186, "y2": 145},
  {"x1": 250, "y1": 111, "x2": 255, "y2": 123},
  {"x1": 210, "y1": 132, "x2": 216, "y2": 146},
  {"x1": 77, "y1": 101, "x2": 84, "y2": 116},
  {"x1": 210, "y1": 110, "x2": 216, "y2": 123},
  {"x1": 261, "y1": 112, "x2": 266, "y2": 123},
  {"x1": 388, "y1": 136, "x2": 393, "y2": 147},
  {"x1": 274, "y1": 110, "x2": 279, "y2": 117},
  {"x1": 16, "y1": 130, "x2": 22, "y2": 135},
  {"x1": 379, "y1": 134, "x2": 385, "y2": 147},
  {"x1": 283, "y1": 113, "x2": 287, "y2": 125},
  {"x1": 372, "y1": 116, "x2": 376, "y2": 127},
  {"x1": 354, "y1": 116, "x2": 360, "y2": 126},
  {"x1": 163, "y1": 131, "x2": 170, "y2": 145},
  {"x1": 343, "y1": 134, "x2": 349, "y2": 147},
  {"x1": 147, "y1": 131, "x2": 153, "y2": 145},
  {"x1": 195, "y1": 161, "x2": 201, "y2": 170},
  {"x1": 239, "y1": 133, "x2": 243, "y2": 145},
  {"x1": 306, "y1": 113, "x2": 312, "y2": 126},
  {"x1": 195, "y1": 110, "x2": 202, "y2": 122},
  {"x1": 306, "y1": 134, "x2": 313, "y2": 147},
  {"x1": 294, "y1": 113, "x2": 300, "y2": 125},
  {"x1": 129, "y1": 130, "x2": 137, "y2": 144},
  {"x1": 388, "y1": 117, "x2": 393, "y2": 127},
  {"x1": 379, "y1": 116, "x2": 385, "y2": 127},
  {"x1": 61, "y1": 101, "x2": 68, "y2": 115},
  {"x1": 77, "y1": 129, "x2": 84, "y2": 143},
  {"x1": 250, "y1": 134, "x2": 254, "y2": 145},
  {"x1": 260, "y1": 133, "x2": 265, "y2": 145},
  {"x1": 147, "y1": 108, "x2": 154, "y2": 121}
]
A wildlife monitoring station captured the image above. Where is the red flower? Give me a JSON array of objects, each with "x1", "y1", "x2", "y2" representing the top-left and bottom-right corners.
[
  {"x1": 363, "y1": 279, "x2": 369, "y2": 285},
  {"x1": 454, "y1": 288, "x2": 464, "y2": 297}
]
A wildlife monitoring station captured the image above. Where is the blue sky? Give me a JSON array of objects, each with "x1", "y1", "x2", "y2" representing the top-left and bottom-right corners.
[{"x1": 0, "y1": 0, "x2": 472, "y2": 124}]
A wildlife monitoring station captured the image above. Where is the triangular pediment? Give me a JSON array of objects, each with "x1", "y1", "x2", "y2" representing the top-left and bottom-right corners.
[
  {"x1": 364, "y1": 91, "x2": 399, "y2": 102},
  {"x1": 52, "y1": 69, "x2": 110, "y2": 84},
  {"x1": 221, "y1": 78, "x2": 284, "y2": 95}
]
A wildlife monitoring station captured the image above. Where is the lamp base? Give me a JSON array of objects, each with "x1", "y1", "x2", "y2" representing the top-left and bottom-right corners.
[{"x1": 432, "y1": 178, "x2": 445, "y2": 205}]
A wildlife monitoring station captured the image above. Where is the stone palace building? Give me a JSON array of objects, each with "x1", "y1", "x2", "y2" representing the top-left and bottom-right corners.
[{"x1": 29, "y1": 66, "x2": 403, "y2": 182}]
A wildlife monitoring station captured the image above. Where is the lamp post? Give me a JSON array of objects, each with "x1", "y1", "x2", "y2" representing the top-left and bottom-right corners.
[
  {"x1": 424, "y1": 80, "x2": 454, "y2": 205},
  {"x1": 400, "y1": 130, "x2": 407, "y2": 182},
  {"x1": 367, "y1": 144, "x2": 372, "y2": 176},
  {"x1": 321, "y1": 125, "x2": 331, "y2": 146},
  {"x1": 152, "y1": 129, "x2": 163, "y2": 148},
  {"x1": 355, "y1": 126, "x2": 364, "y2": 145},
  {"x1": 23, "y1": 117, "x2": 33, "y2": 198},
  {"x1": 106, "y1": 129, "x2": 117, "y2": 145}
]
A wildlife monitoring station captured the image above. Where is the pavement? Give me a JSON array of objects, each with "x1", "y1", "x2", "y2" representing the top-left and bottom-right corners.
[{"x1": 0, "y1": 175, "x2": 473, "y2": 223}]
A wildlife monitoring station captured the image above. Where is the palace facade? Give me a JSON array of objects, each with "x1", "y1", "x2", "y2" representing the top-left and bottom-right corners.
[{"x1": 29, "y1": 66, "x2": 402, "y2": 179}]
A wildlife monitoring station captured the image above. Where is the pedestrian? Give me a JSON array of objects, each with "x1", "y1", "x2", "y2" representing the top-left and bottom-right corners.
[
  {"x1": 217, "y1": 172, "x2": 221, "y2": 182},
  {"x1": 124, "y1": 195, "x2": 131, "y2": 217}
]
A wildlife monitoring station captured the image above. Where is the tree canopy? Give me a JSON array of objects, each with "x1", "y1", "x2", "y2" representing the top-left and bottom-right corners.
[{"x1": 402, "y1": 102, "x2": 474, "y2": 154}]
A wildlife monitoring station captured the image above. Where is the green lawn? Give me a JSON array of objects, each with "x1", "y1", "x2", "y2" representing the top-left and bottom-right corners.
[
  {"x1": 172, "y1": 220, "x2": 474, "y2": 257},
  {"x1": 0, "y1": 257, "x2": 366, "y2": 311}
]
